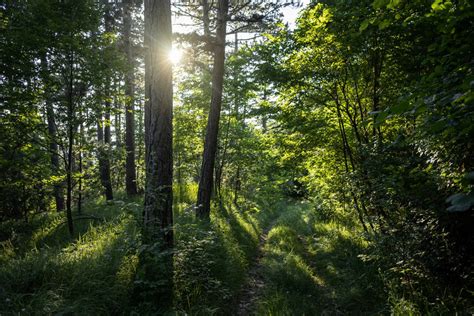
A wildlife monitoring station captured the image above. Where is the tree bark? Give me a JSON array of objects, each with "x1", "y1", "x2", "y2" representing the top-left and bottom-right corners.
[
  {"x1": 196, "y1": 0, "x2": 229, "y2": 219},
  {"x1": 144, "y1": 0, "x2": 174, "y2": 246},
  {"x1": 141, "y1": 0, "x2": 174, "y2": 309},
  {"x1": 77, "y1": 120, "x2": 83, "y2": 215},
  {"x1": 124, "y1": 0, "x2": 138, "y2": 196},
  {"x1": 97, "y1": 109, "x2": 113, "y2": 201},
  {"x1": 202, "y1": 0, "x2": 211, "y2": 37}
]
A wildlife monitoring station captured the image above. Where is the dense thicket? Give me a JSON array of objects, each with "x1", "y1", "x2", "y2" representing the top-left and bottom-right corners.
[{"x1": 251, "y1": 0, "x2": 474, "y2": 311}]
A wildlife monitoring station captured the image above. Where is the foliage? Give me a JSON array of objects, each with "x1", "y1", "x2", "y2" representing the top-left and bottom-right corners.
[{"x1": 249, "y1": 0, "x2": 474, "y2": 312}]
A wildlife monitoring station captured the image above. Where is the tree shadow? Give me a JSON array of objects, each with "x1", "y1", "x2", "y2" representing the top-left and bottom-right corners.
[
  {"x1": 258, "y1": 206, "x2": 387, "y2": 315},
  {"x1": 213, "y1": 202, "x2": 260, "y2": 259},
  {"x1": 0, "y1": 211, "x2": 139, "y2": 315}
]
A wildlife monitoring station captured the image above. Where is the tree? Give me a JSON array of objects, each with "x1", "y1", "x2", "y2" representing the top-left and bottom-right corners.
[
  {"x1": 40, "y1": 54, "x2": 65, "y2": 212},
  {"x1": 140, "y1": 0, "x2": 174, "y2": 309},
  {"x1": 196, "y1": 0, "x2": 229, "y2": 219},
  {"x1": 123, "y1": 0, "x2": 138, "y2": 196},
  {"x1": 143, "y1": 0, "x2": 174, "y2": 247},
  {"x1": 96, "y1": 6, "x2": 115, "y2": 201}
]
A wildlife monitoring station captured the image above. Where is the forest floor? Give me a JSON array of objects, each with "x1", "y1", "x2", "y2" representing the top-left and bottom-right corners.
[
  {"x1": 234, "y1": 201, "x2": 388, "y2": 315},
  {"x1": 236, "y1": 217, "x2": 276, "y2": 315},
  {"x1": 0, "y1": 194, "x2": 388, "y2": 315}
]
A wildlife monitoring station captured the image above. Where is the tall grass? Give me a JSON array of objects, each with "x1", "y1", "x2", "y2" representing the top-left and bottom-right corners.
[
  {"x1": 0, "y1": 185, "x2": 289, "y2": 315},
  {"x1": 0, "y1": 200, "x2": 141, "y2": 315},
  {"x1": 172, "y1": 184, "x2": 286, "y2": 314},
  {"x1": 257, "y1": 201, "x2": 388, "y2": 315}
]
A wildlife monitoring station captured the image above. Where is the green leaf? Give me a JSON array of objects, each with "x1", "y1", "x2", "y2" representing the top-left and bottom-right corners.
[
  {"x1": 379, "y1": 19, "x2": 391, "y2": 30},
  {"x1": 431, "y1": 0, "x2": 445, "y2": 11},
  {"x1": 370, "y1": 111, "x2": 389, "y2": 126},
  {"x1": 360, "y1": 19, "x2": 370, "y2": 32},
  {"x1": 387, "y1": 0, "x2": 402, "y2": 9},
  {"x1": 390, "y1": 100, "x2": 411, "y2": 114},
  {"x1": 373, "y1": 0, "x2": 389, "y2": 9}
]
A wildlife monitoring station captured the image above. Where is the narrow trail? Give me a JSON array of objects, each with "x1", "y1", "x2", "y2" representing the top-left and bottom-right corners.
[{"x1": 235, "y1": 219, "x2": 276, "y2": 315}]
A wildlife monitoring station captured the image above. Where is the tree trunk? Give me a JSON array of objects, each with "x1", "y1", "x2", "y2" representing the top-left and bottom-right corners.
[
  {"x1": 371, "y1": 41, "x2": 383, "y2": 140},
  {"x1": 124, "y1": 0, "x2": 138, "y2": 196},
  {"x1": 144, "y1": 0, "x2": 173, "y2": 243},
  {"x1": 77, "y1": 118, "x2": 83, "y2": 215},
  {"x1": 65, "y1": 50, "x2": 75, "y2": 236},
  {"x1": 97, "y1": 109, "x2": 113, "y2": 200},
  {"x1": 104, "y1": 94, "x2": 113, "y2": 199},
  {"x1": 96, "y1": 8, "x2": 114, "y2": 201},
  {"x1": 141, "y1": 0, "x2": 174, "y2": 309},
  {"x1": 41, "y1": 54, "x2": 65, "y2": 212},
  {"x1": 202, "y1": 0, "x2": 211, "y2": 37},
  {"x1": 113, "y1": 78, "x2": 122, "y2": 189},
  {"x1": 137, "y1": 95, "x2": 144, "y2": 192},
  {"x1": 196, "y1": 0, "x2": 229, "y2": 219}
]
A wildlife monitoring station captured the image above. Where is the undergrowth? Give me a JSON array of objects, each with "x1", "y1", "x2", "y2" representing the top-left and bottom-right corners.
[
  {"x1": 0, "y1": 185, "x2": 287, "y2": 315},
  {"x1": 257, "y1": 201, "x2": 387, "y2": 315},
  {"x1": 2, "y1": 186, "x2": 469, "y2": 314},
  {"x1": 172, "y1": 187, "x2": 285, "y2": 315},
  {"x1": 0, "y1": 198, "x2": 141, "y2": 315}
]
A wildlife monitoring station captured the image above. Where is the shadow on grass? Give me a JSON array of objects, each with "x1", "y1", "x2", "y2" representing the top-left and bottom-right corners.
[
  {"x1": 257, "y1": 202, "x2": 387, "y2": 315},
  {"x1": 172, "y1": 196, "x2": 286, "y2": 315},
  {"x1": 172, "y1": 203, "x2": 254, "y2": 315},
  {"x1": 0, "y1": 202, "x2": 140, "y2": 315},
  {"x1": 214, "y1": 203, "x2": 260, "y2": 259}
]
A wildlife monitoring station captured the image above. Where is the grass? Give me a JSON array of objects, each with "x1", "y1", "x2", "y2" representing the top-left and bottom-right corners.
[
  {"x1": 172, "y1": 189, "x2": 287, "y2": 315},
  {"x1": 0, "y1": 186, "x2": 289, "y2": 315},
  {"x1": 256, "y1": 201, "x2": 388, "y2": 315},
  {"x1": 0, "y1": 198, "x2": 141, "y2": 315},
  {"x1": 4, "y1": 189, "x2": 463, "y2": 315},
  {"x1": 4, "y1": 187, "x2": 422, "y2": 315}
]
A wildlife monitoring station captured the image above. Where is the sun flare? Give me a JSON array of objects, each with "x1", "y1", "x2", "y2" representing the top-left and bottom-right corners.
[{"x1": 169, "y1": 46, "x2": 183, "y2": 65}]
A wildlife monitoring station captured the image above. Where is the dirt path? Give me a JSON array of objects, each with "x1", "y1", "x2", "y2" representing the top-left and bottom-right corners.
[{"x1": 235, "y1": 221, "x2": 275, "y2": 315}]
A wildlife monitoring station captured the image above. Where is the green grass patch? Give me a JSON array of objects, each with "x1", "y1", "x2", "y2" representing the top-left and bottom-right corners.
[
  {"x1": 0, "y1": 186, "x2": 289, "y2": 315},
  {"x1": 257, "y1": 201, "x2": 388, "y2": 315},
  {"x1": 0, "y1": 199, "x2": 141, "y2": 315},
  {"x1": 172, "y1": 189, "x2": 287, "y2": 315}
]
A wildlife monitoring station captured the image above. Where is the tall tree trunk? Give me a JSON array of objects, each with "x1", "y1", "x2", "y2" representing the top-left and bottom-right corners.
[
  {"x1": 77, "y1": 116, "x2": 83, "y2": 215},
  {"x1": 65, "y1": 50, "x2": 75, "y2": 236},
  {"x1": 41, "y1": 54, "x2": 65, "y2": 212},
  {"x1": 124, "y1": 0, "x2": 138, "y2": 196},
  {"x1": 137, "y1": 96, "x2": 144, "y2": 192},
  {"x1": 371, "y1": 41, "x2": 383, "y2": 140},
  {"x1": 144, "y1": 0, "x2": 173, "y2": 244},
  {"x1": 114, "y1": 79, "x2": 122, "y2": 149},
  {"x1": 104, "y1": 93, "x2": 113, "y2": 199},
  {"x1": 142, "y1": 0, "x2": 174, "y2": 309},
  {"x1": 196, "y1": 0, "x2": 229, "y2": 219},
  {"x1": 97, "y1": 8, "x2": 114, "y2": 201},
  {"x1": 77, "y1": 149, "x2": 82, "y2": 214},
  {"x1": 202, "y1": 0, "x2": 211, "y2": 37},
  {"x1": 97, "y1": 109, "x2": 113, "y2": 200}
]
